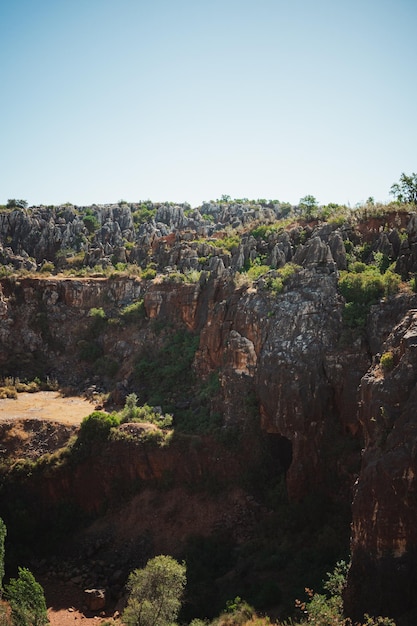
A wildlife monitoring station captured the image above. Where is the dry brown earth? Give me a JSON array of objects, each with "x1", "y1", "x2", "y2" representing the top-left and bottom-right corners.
[{"x1": 0, "y1": 392, "x2": 96, "y2": 425}]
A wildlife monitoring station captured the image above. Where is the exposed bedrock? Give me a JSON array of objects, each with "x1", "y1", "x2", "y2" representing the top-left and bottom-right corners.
[{"x1": 345, "y1": 305, "x2": 417, "y2": 624}]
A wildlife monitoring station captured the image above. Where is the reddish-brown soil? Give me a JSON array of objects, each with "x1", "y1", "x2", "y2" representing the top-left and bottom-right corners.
[{"x1": 40, "y1": 577, "x2": 120, "y2": 625}]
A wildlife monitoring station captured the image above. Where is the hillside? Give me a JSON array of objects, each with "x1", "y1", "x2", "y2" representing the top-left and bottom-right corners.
[{"x1": 1, "y1": 197, "x2": 417, "y2": 624}]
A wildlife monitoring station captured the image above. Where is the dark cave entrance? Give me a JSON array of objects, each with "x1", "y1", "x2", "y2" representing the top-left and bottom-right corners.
[{"x1": 266, "y1": 433, "x2": 293, "y2": 473}]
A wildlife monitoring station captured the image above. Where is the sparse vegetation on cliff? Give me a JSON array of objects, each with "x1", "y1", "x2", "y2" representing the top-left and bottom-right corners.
[{"x1": 339, "y1": 264, "x2": 401, "y2": 329}]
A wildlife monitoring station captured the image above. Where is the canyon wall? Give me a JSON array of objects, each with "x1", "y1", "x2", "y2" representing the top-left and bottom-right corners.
[{"x1": 1, "y1": 203, "x2": 417, "y2": 622}]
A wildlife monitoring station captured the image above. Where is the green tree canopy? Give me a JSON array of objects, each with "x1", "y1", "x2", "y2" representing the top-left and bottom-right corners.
[
  {"x1": 123, "y1": 555, "x2": 186, "y2": 626},
  {"x1": 6, "y1": 199, "x2": 28, "y2": 210},
  {"x1": 5, "y1": 567, "x2": 48, "y2": 626},
  {"x1": 390, "y1": 172, "x2": 417, "y2": 204},
  {"x1": 299, "y1": 194, "x2": 318, "y2": 217}
]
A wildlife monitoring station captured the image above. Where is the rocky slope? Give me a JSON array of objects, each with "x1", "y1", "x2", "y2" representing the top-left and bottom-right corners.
[{"x1": 1, "y1": 200, "x2": 417, "y2": 623}]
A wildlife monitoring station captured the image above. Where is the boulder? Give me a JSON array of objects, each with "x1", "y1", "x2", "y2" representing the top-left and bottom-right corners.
[{"x1": 83, "y1": 588, "x2": 106, "y2": 612}]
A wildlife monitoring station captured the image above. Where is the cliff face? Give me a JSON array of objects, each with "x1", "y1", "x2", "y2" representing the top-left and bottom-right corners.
[
  {"x1": 0, "y1": 266, "x2": 362, "y2": 503},
  {"x1": 345, "y1": 303, "x2": 417, "y2": 622},
  {"x1": 2, "y1": 203, "x2": 417, "y2": 622}
]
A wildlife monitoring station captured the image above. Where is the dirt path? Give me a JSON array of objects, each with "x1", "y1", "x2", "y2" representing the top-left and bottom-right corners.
[{"x1": 0, "y1": 391, "x2": 96, "y2": 424}]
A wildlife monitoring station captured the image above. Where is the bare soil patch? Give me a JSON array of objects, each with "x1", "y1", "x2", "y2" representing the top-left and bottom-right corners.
[
  {"x1": 0, "y1": 391, "x2": 96, "y2": 425},
  {"x1": 40, "y1": 577, "x2": 119, "y2": 626}
]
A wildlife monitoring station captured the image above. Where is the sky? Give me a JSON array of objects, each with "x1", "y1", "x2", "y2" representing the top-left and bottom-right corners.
[{"x1": 1, "y1": 0, "x2": 416, "y2": 209}]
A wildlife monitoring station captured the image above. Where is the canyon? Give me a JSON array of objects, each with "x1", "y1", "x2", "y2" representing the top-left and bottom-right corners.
[{"x1": 0, "y1": 199, "x2": 417, "y2": 624}]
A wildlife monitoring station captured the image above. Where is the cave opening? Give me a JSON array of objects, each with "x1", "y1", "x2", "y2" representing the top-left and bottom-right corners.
[{"x1": 266, "y1": 433, "x2": 293, "y2": 473}]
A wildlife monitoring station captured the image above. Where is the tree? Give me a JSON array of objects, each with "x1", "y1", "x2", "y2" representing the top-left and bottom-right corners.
[
  {"x1": 6, "y1": 199, "x2": 28, "y2": 210},
  {"x1": 4, "y1": 567, "x2": 48, "y2": 626},
  {"x1": 389, "y1": 172, "x2": 417, "y2": 204},
  {"x1": 299, "y1": 194, "x2": 318, "y2": 217},
  {"x1": 123, "y1": 555, "x2": 186, "y2": 626},
  {"x1": 0, "y1": 518, "x2": 6, "y2": 598}
]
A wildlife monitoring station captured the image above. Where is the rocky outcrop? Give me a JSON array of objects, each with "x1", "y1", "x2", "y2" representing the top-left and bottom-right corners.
[
  {"x1": 345, "y1": 303, "x2": 417, "y2": 624},
  {"x1": 84, "y1": 588, "x2": 106, "y2": 612}
]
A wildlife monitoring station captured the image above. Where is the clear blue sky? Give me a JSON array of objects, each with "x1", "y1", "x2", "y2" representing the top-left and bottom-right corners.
[{"x1": 1, "y1": 0, "x2": 416, "y2": 208}]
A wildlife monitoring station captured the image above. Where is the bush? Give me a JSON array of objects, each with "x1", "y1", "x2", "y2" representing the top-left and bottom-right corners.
[
  {"x1": 132, "y1": 206, "x2": 157, "y2": 225},
  {"x1": 142, "y1": 267, "x2": 157, "y2": 280},
  {"x1": 120, "y1": 394, "x2": 173, "y2": 429},
  {"x1": 83, "y1": 213, "x2": 99, "y2": 233},
  {"x1": 339, "y1": 267, "x2": 400, "y2": 329},
  {"x1": 0, "y1": 387, "x2": 17, "y2": 400},
  {"x1": 78, "y1": 411, "x2": 120, "y2": 443},
  {"x1": 121, "y1": 300, "x2": 145, "y2": 322},
  {"x1": 380, "y1": 351, "x2": 394, "y2": 373},
  {"x1": 123, "y1": 555, "x2": 186, "y2": 626},
  {"x1": 218, "y1": 597, "x2": 255, "y2": 626},
  {"x1": 5, "y1": 567, "x2": 48, "y2": 626},
  {"x1": 264, "y1": 263, "x2": 300, "y2": 295},
  {"x1": 89, "y1": 307, "x2": 106, "y2": 320},
  {"x1": 246, "y1": 264, "x2": 270, "y2": 280},
  {"x1": 39, "y1": 262, "x2": 55, "y2": 274}
]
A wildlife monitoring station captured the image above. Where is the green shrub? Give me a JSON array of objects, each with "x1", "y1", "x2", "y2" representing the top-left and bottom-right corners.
[
  {"x1": 163, "y1": 272, "x2": 186, "y2": 283},
  {"x1": 123, "y1": 555, "x2": 186, "y2": 626},
  {"x1": 5, "y1": 567, "x2": 48, "y2": 626},
  {"x1": 89, "y1": 307, "x2": 106, "y2": 320},
  {"x1": 87, "y1": 306, "x2": 108, "y2": 339},
  {"x1": 39, "y1": 262, "x2": 55, "y2": 274},
  {"x1": 120, "y1": 394, "x2": 173, "y2": 428},
  {"x1": 349, "y1": 261, "x2": 367, "y2": 273},
  {"x1": 132, "y1": 206, "x2": 157, "y2": 225},
  {"x1": 339, "y1": 266, "x2": 400, "y2": 329},
  {"x1": 339, "y1": 270, "x2": 383, "y2": 305},
  {"x1": 184, "y1": 270, "x2": 201, "y2": 283},
  {"x1": 141, "y1": 266, "x2": 157, "y2": 280},
  {"x1": 78, "y1": 411, "x2": 120, "y2": 443},
  {"x1": 218, "y1": 596, "x2": 255, "y2": 626},
  {"x1": 246, "y1": 263, "x2": 270, "y2": 280},
  {"x1": 121, "y1": 299, "x2": 146, "y2": 322},
  {"x1": 82, "y1": 213, "x2": 99, "y2": 233},
  {"x1": 220, "y1": 235, "x2": 240, "y2": 252},
  {"x1": 380, "y1": 351, "x2": 394, "y2": 373},
  {"x1": 264, "y1": 263, "x2": 301, "y2": 295},
  {"x1": 250, "y1": 217, "x2": 295, "y2": 240},
  {"x1": 141, "y1": 428, "x2": 167, "y2": 446}
]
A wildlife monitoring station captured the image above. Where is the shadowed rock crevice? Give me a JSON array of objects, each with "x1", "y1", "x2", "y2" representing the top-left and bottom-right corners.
[{"x1": 266, "y1": 433, "x2": 293, "y2": 473}]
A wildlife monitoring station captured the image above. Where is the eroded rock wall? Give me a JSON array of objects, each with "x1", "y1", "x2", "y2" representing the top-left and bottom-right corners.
[
  {"x1": 345, "y1": 302, "x2": 417, "y2": 624},
  {"x1": 0, "y1": 268, "x2": 364, "y2": 504}
]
